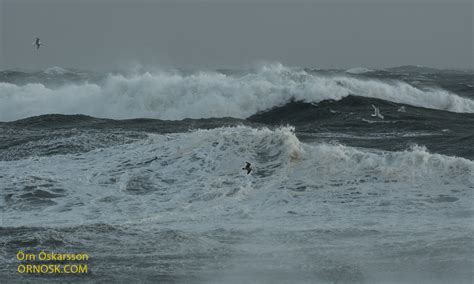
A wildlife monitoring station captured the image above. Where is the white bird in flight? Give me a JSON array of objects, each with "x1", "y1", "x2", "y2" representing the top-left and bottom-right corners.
[{"x1": 371, "y1": 104, "x2": 384, "y2": 119}]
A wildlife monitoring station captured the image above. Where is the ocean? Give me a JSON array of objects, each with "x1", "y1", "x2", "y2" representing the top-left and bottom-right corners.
[{"x1": 1, "y1": 64, "x2": 473, "y2": 283}]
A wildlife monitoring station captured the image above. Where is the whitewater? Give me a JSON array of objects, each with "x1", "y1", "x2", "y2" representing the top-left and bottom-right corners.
[
  {"x1": 1, "y1": 64, "x2": 473, "y2": 283},
  {"x1": 1, "y1": 64, "x2": 474, "y2": 122}
]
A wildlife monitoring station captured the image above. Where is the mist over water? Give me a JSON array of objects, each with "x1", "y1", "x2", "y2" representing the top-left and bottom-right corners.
[{"x1": 1, "y1": 64, "x2": 473, "y2": 283}]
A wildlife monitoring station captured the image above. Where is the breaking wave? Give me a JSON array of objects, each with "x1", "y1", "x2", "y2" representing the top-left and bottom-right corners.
[
  {"x1": 345, "y1": 67, "x2": 373, "y2": 74},
  {"x1": 1, "y1": 63, "x2": 474, "y2": 122},
  {"x1": 2, "y1": 125, "x2": 472, "y2": 227}
]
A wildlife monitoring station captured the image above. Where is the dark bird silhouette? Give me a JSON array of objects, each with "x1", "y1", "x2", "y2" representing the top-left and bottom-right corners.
[
  {"x1": 34, "y1": 37, "x2": 42, "y2": 50},
  {"x1": 242, "y1": 162, "x2": 252, "y2": 175}
]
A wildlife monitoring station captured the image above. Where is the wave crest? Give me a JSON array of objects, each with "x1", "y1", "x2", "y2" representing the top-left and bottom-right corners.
[{"x1": 1, "y1": 64, "x2": 474, "y2": 121}]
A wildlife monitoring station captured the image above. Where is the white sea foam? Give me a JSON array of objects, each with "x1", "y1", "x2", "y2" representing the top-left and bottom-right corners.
[
  {"x1": 1, "y1": 63, "x2": 474, "y2": 121},
  {"x1": 345, "y1": 67, "x2": 373, "y2": 74},
  {"x1": 44, "y1": 66, "x2": 70, "y2": 75},
  {"x1": 1, "y1": 125, "x2": 472, "y2": 284},
  {"x1": 2, "y1": 126, "x2": 472, "y2": 227}
]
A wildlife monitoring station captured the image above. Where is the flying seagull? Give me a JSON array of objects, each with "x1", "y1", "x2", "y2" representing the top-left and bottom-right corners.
[
  {"x1": 371, "y1": 104, "x2": 384, "y2": 119},
  {"x1": 34, "y1": 37, "x2": 42, "y2": 50},
  {"x1": 242, "y1": 162, "x2": 252, "y2": 175}
]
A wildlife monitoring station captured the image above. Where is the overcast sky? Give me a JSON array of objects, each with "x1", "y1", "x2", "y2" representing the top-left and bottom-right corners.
[{"x1": 0, "y1": 0, "x2": 472, "y2": 71}]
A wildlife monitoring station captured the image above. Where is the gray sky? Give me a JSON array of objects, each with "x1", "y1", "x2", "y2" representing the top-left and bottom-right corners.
[{"x1": 1, "y1": 0, "x2": 472, "y2": 71}]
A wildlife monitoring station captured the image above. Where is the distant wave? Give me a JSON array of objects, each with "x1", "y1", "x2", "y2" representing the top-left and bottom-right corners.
[
  {"x1": 1, "y1": 63, "x2": 474, "y2": 121},
  {"x1": 44, "y1": 66, "x2": 70, "y2": 75},
  {"x1": 345, "y1": 67, "x2": 373, "y2": 74}
]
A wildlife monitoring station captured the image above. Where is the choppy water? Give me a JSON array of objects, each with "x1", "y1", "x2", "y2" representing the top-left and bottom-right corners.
[{"x1": 1, "y1": 64, "x2": 473, "y2": 283}]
